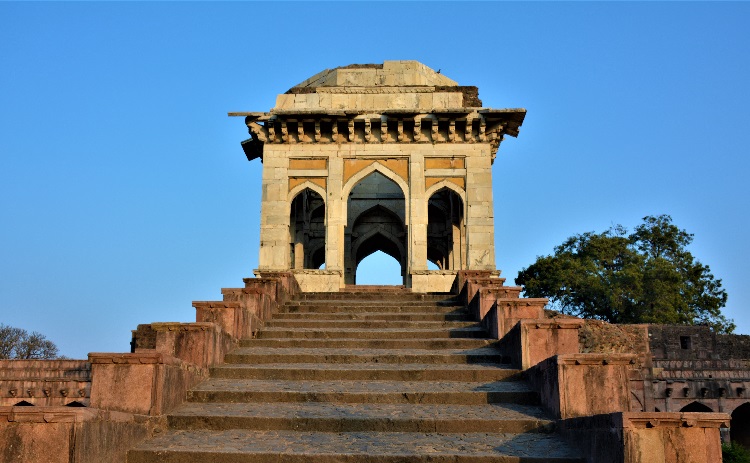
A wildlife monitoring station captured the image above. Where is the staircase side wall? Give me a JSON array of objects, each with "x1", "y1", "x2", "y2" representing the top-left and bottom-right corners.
[{"x1": 0, "y1": 273, "x2": 298, "y2": 463}]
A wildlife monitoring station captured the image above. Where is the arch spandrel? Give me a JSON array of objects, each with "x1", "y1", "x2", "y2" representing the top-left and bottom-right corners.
[{"x1": 343, "y1": 159, "x2": 409, "y2": 190}]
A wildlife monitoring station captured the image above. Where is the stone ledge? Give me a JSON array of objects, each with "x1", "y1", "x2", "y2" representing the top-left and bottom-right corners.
[
  {"x1": 0, "y1": 406, "x2": 99, "y2": 423},
  {"x1": 88, "y1": 352, "x2": 183, "y2": 366},
  {"x1": 556, "y1": 353, "x2": 638, "y2": 366},
  {"x1": 149, "y1": 322, "x2": 217, "y2": 333},
  {"x1": 192, "y1": 301, "x2": 242, "y2": 309},
  {"x1": 494, "y1": 297, "x2": 548, "y2": 306},
  {"x1": 410, "y1": 270, "x2": 457, "y2": 275},
  {"x1": 621, "y1": 412, "x2": 730, "y2": 429},
  {"x1": 521, "y1": 319, "x2": 585, "y2": 330},
  {"x1": 290, "y1": 269, "x2": 343, "y2": 276}
]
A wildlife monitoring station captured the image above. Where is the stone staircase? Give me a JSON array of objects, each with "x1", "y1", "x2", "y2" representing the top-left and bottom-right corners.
[{"x1": 127, "y1": 289, "x2": 584, "y2": 463}]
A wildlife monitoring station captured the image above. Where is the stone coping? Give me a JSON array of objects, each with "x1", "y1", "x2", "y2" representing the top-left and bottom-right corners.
[
  {"x1": 519, "y1": 319, "x2": 585, "y2": 330},
  {"x1": 0, "y1": 406, "x2": 146, "y2": 424},
  {"x1": 411, "y1": 270, "x2": 458, "y2": 275},
  {"x1": 555, "y1": 353, "x2": 638, "y2": 366},
  {"x1": 192, "y1": 301, "x2": 243, "y2": 309},
  {"x1": 0, "y1": 359, "x2": 90, "y2": 369},
  {"x1": 622, "y1": 412, "x2": 730, "y2": 429},
  {"x1": 221, "y1": 287, "x2": 263, "y2": 295},
  {"x1": 88, "y1": 352, "x2": 183, "y2": 366},
  {"x1": 149, "y1": 322, "x2": 218, "y2": 332},
  {"x1": 494, "y1": 297, "x2": 548, "y2": 305},
  {"x1": 290, "y1": 269, "x2": 344, "y2": 276}
]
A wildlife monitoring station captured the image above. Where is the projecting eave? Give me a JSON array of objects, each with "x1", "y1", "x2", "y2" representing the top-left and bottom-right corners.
[{"x1": 231, "y1": 107, "x2": 525, "y2": 120}]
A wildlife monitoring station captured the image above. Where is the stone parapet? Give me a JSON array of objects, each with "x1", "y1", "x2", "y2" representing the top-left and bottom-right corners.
[
  {"x1": 0, "y1": 405, "x2": 158, "y2": 463},
  {"x1": 456, "y1": 270, "x2": 503, "y2": 306},
  {"x1": 499, "y1": 319, "x2": 584, "y2": 370},
  {"x1": 527, "y1": 353, "x2": 638, "y2": 419},
  {"x1": 148, "y1": 322, "x2": 235, "y2": 370},
  {"x1": 192, "y1": 299, "x2": 266, "y2": 341},
  {"x1": 88, "y1": 352, "x2": 205, "y2": 416},
  {"x1": 482, "y1": 297, "x2": 547, "y2": 339}
]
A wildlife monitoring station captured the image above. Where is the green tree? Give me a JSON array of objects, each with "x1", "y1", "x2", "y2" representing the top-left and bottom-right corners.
[
  {"x1": 516, "y1": 215, "x2": 733, "y2": 333},
  {"x1": 0, "y1": 324, "x2": 60, "y2": 359}
]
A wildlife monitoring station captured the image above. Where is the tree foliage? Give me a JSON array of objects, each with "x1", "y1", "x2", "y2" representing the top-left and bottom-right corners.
[
  {"x1": 516, "y1": 215, "x2": 733, "y2": 333},
  {"x1": 0, "y1": 324, "x2": 60, "y2": 359}
]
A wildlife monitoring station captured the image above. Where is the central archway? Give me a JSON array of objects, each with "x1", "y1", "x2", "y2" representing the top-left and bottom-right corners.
[{"x1": 345, "y1": 171, "x2": 406, "y2": 285}]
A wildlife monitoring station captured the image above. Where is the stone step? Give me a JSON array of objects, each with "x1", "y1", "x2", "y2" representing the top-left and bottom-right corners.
[
  {"x1": 168, "y1": 402, "x2": 554, "y2": 433},
  {"x1": 186, "y1": 379, "x2": 538, "y2": 405},
  {"x1": 272, "y1": 311, "x2": 473, "y2": 321},
  {"x1": 211, "y1": 362, "x2": 519, "y2": 382},
  {"x1": 128, "y1": 430, "x2": 584, "y2": 463},
  {"x1": 280, "y1": 304, "x2": 465, "y2": 313},
  {"x1": 224, "y1": 347, "x2": 506, "y2": 365},
  {"x1": 266, "y1": 319, "x2": 479, "y2": 329},
  {"x1": 293, "y1": 292, "x2": 457, "y2": 302},
  {"x1": 256, "y1": 327, "x2": 490, "y2": 340},
  {"x1": 239, "y1": 338, "x2": 498, "y2": 349}
]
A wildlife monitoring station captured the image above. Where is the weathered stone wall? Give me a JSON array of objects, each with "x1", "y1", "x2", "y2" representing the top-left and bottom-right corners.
[
  {"x1": 579, "y1": 320, "x2": 649, "y2": 356},
  {"x1": 0, "y1": 360, "x2": 91, "y2": 407}
]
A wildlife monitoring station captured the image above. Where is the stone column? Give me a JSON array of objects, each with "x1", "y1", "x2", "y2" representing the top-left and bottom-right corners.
[
  {"x1": 464, "y1": 145, "x2": 496, "y2": 270},
  {"x1": 258, "y1": 146, "x2": 291, "y2": 270},
  {"x1": 409, "y1": 149, "x2": 427, "y2": 275},
  {"x1": 326, "y1": 148, "x2": 345, "y2": 287}
]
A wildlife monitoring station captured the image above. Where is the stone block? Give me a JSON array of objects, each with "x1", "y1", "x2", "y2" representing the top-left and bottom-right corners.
[
  {"x1": 150, "y1": 322, "x2": 236, "y2": 369},
  {"x1": 88, "y1": 352, "x2": 204, "y2": 416},
  {"x1": 560, "y1": 412, "x2": 729, "y2": 463},
  {"x1": 527, "y1": 353, "x2": 638, "y2": 419},
  {"x1": 0, "y1": 406, "x2": 154, "y2": 463},
  {"x1": 410, "y1": 271, "x2": 457, "y2": 293},
  {"x1": 483, "y1": 297, "x2": 546, "y2": 338},
  {"x1": 498, "y1": 319, "x2": 584, "y2": 370},
  {"x1": 292, "y1": 269, "x2": 343, "y2": 292}
]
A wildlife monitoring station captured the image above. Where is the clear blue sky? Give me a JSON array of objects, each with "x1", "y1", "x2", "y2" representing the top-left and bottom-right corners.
[{"x1": 2, "y1": 2, "x2": 749, "y2": 359}]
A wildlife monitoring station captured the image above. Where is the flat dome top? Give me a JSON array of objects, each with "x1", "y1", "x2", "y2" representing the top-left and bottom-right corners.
[{"x1": 289, "y1": 60, "x2": 458, "y2": 90}]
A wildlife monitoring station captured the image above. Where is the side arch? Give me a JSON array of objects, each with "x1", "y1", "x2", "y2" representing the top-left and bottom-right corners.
[
  {"x1": 425, "y1": 179, "x2": 466, "y2": 208},
  {"x1": 731, "y1": 402, "x2": 750, "y2": 448},
  {"x1": 288, "y1": 181, "x2": 327, "y2": 207}
]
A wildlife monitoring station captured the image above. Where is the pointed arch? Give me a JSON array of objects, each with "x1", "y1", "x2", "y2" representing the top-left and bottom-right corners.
[
  {"x1": 289, "y1": 187, "x2": 326, "y2": 270},
  {"x1": 342, "y1": 162, "x2": 409, "y2": 225},
  {"x1": 426, "y1": 186, "x2": 465, "y2": 271},
  {"x1": 353, "y1": 226, "x2": 407, "y2": 267},
  {"x1": 680, "y1": 401, "x2": 713, "y2": 412},
  {"x1": 425, "y1": 179, "x2": 466, "y2": 208},
  {"x1": 288, "y1": 180, "x2": 327, "y2": 206},
  {"x1": 732, "y1": 402, "x2": 750, "y2": 448}
]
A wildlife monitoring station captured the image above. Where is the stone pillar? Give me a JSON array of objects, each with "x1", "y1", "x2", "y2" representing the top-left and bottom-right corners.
[
  {"x1": 465, "y1": 146, "x2": 496, "y2": 270},
  {"x1": 258, "y1": 146, "x2": 290, "y2": 270},
  {"x1": 409, "y1": 149, "x2": 427, "y2": 275},
  {"x1": 326, "y1": 152, "x2": 345, "y2": 287}
]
